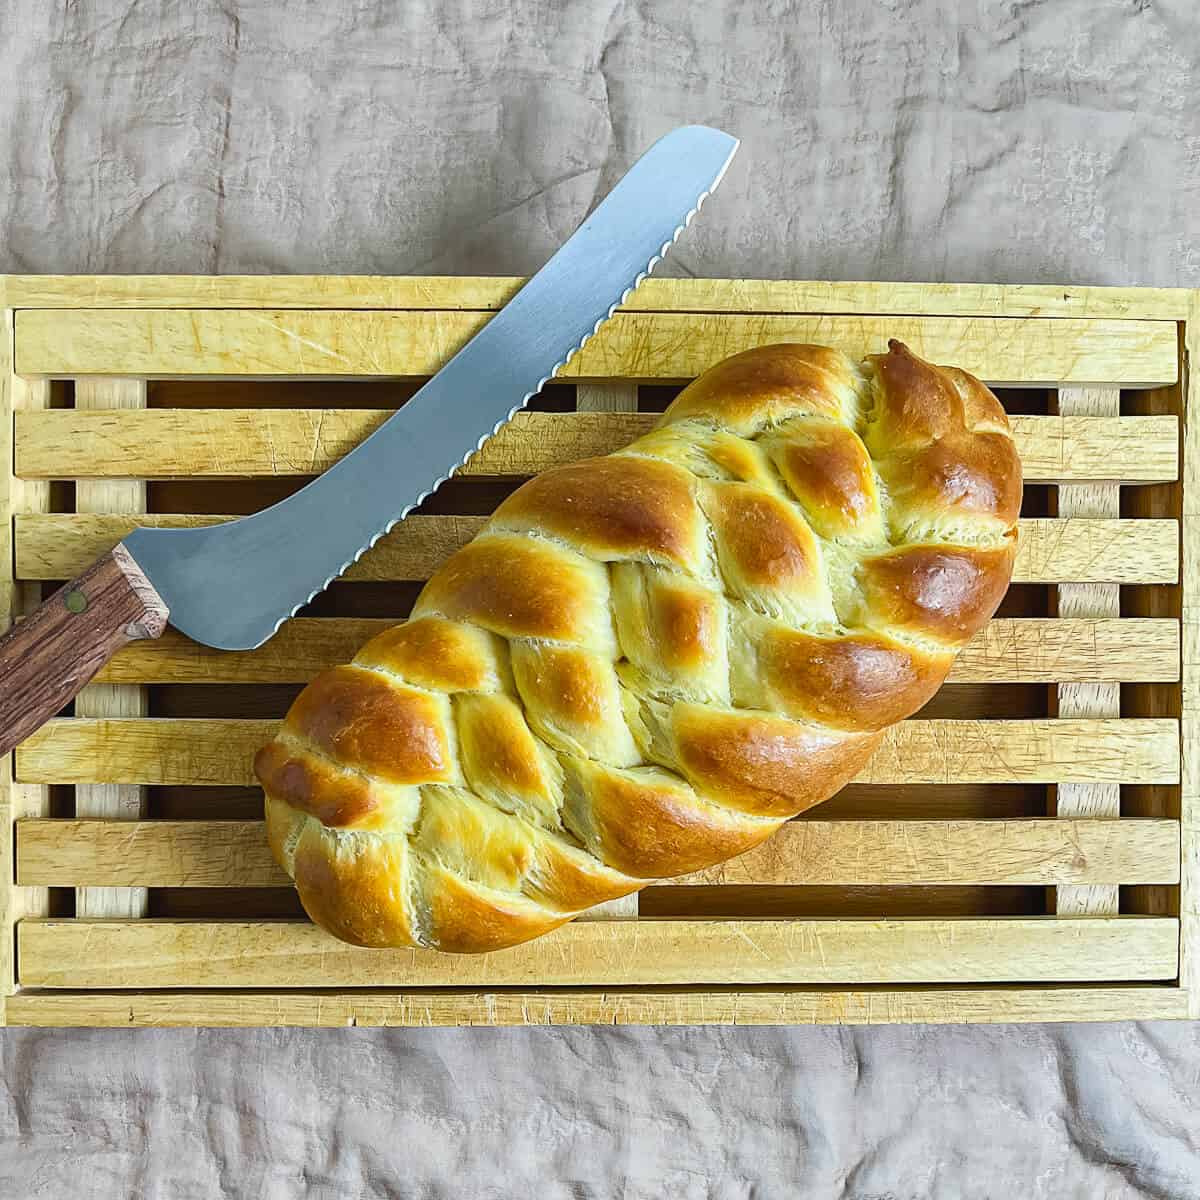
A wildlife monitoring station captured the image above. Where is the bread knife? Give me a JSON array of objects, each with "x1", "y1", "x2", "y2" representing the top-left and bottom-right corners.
[{"x1": 0, "y1": 125, "x2": 739, "y2": 756}]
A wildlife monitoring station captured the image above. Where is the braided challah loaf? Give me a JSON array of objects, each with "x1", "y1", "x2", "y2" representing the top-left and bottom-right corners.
[{"x1": 255, "y1": 341, "x2": 1021, "y2": 952}]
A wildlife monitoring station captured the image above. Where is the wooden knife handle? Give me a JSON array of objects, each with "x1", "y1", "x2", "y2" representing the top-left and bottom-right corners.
[{"x1": 0, "y1": 544, "x2": 168, "y2": 758}]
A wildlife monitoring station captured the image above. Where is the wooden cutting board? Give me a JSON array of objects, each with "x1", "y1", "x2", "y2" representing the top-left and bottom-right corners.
[{"x1": 0, "y1": 274, "x2": 1193, "y2": 1027}]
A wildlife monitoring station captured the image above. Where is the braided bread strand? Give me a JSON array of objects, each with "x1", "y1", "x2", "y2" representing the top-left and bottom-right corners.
[{"x1": 255, "y1": 341, "x2": 1021, "y2": 952}]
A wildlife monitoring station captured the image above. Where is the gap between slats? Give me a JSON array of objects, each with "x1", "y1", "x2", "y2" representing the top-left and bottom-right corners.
[
  {"x1": 1051, "y1": 385, "x2": 1125, "y2": 917},
  {"x1": 14, "y1": 818, "x2": 1180, "y2": 889},
  {"x1": 72, "y1": 377, "x2": 149, "y2": 921}
]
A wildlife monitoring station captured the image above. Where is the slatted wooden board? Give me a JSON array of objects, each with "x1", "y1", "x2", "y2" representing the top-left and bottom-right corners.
[{"x1": 1, "y1": 276, "x2": 1195, "y2": 1027}]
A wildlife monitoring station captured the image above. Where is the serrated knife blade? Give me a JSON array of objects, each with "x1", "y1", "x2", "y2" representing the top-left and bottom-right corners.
[{"x1": 124, "y1": 125, "x2": 738, "y2": 650}]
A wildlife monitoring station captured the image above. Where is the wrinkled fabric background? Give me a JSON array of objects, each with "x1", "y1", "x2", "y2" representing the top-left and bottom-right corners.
[{"x1": 3, "y1": 1, "x2": 1200, "y2": 1196}]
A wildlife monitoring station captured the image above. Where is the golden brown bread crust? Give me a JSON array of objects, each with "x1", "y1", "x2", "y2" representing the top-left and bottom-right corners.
[{"x1": 255, "y1": 339, "x2": 1022, "y2": 952}]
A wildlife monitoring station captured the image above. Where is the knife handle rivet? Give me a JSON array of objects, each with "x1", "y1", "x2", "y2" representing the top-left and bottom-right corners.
[{"x1": 64, "y1": 589, "x2": 88, "y2": 615}]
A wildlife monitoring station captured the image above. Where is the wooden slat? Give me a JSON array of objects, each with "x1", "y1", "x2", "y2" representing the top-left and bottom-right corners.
[
  {"x1": 14, "y1": 513, "x2": 1181, "y2": 587},
  {"x1": 1013, "y1": 518, "x2": 1177, "y2": 584},
  {"x1": 1053, "y1": 386, "x2": 1122, "y2": 916},
  {"x1": 13, "y1": 309, "x2": 1179, "y2": 385},
  {"x1": 16, "y1": 917, "x2": 1179, "y2": 988},
  {"x1": 73, "y1": 378, "x2": 149, "y2": 921},
  {"x1": 856, "y1": 720, "x2": 1177, "y2": 785},
  {"x1": 1, "y1": 311, "x2": 14, "y2": 1020},
  {"x1": 950, "y1": 618, "x2": 1178, "y2": 683},
  {"x1": 5, "y1": 985, "x2": 1190, "y2": 1028},
  {"x1": 5, "y1": 275, "x2": 1192, "y2": 319},
  {"x1": 574, "y1": 380, "x2": 641, "y2": 920},
  {"x1": 12, "y1": 409, "x2": 1180, "y2": 482},
  {"x1": 1118, "y1": 380, "x2": 1182, "y2": 923},
  {"x1": 679, "y1": 819, "x2": 1180, "y2": 887},
  {"x1": 14, "y1": 718, "x2": 1180, "y2": 787},
  {"x1": 0, "y1": 319, "x2": 16, "y2": 647},
  {"x1": 1182, "y1": 296, "x2": 1200, "y2": 1016},
  {"x1": 15, "y1": 819, "x2": 288, "y2": 887},
  {"x1": 14, "y1": 409, "x2": 644, "y2": 478},
  {"x1": 17, "y1": 512, "x2": 486, "y2": 581},
  {"x1": 0, "y1": 332, "x2": 51, "y2": 1019},
  {"x1": 15, "y1": 818, "x2": 1181, "y2": 889},
  {"x1": 87, "y1": 617, "x2": 1181, "y2": 687}
]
